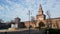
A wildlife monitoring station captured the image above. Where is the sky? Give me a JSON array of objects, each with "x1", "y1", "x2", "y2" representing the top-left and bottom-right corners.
[{"x1": 0, "y1": 0, "x2": 60, "y2": 22}]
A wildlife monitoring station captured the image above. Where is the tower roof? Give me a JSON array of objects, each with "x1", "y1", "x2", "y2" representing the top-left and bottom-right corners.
[
  {"x1": 38, "y1": 4, "x2": 43, "y2": 11},
  {"x1": 15, "y1": 17, "x2": 20, "y2": 20},
  {"x1": 38, "y1": 4, "x2": 43, "y2": 15},
  {"x1": 40, "y1": 4, "x2": 42, "y2": 9}
]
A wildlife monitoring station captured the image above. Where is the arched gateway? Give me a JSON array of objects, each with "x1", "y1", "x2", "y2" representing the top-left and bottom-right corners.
[{"x1": 39, "y1": 21, "x2": 45, "y2": 28}]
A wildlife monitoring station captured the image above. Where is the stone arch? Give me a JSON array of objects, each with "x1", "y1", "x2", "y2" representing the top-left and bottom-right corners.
[{"x1": 38, "y1": 21, "x2": 45, "y2": 29}]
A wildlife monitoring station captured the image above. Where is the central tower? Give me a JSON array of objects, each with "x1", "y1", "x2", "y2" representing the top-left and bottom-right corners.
[
  {"x1": 38, "y1": 4, "x2": 43, "y2": 15},
  {"x1": 36, "y1": 4, "x2": 45, "y2": 21},
  {"x1": 36, "y1": 4, "x2": 46, "y2": 27}
]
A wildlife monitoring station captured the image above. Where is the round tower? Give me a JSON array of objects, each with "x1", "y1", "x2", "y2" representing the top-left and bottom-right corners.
[{"x1": 14, "y1": 17, "x2": 21, "y2": 23}]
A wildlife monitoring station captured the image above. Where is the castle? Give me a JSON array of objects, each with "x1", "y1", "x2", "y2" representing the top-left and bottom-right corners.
[
  {"x1": 24, "y1": 4, "x2": 60, "y2": 29},
  {"x1": 5, "y1": 4, "x2": 60, "y2": 29}
]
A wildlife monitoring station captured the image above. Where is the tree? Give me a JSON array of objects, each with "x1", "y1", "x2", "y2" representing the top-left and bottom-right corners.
[
  {"x1": 46, "y1": 11, "x2": 52, "y2": 28},
  {"x1": 31, "y1": 16, "x2": 36, "y2": 27},
  {"x1": 0, "y1": 19, "x2": 4, "y2": 23},
  {"x1": 31, "y1": 16, "x2": 36, "y2": 23}
]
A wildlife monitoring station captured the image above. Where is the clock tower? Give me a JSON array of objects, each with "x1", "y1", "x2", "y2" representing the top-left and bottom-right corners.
[
  {"x1": 36, "y1": 4, "x2": 45, "y2": 21},
  {"x1": 36, "y1": 4, "x2": 46, "y2": 27}
]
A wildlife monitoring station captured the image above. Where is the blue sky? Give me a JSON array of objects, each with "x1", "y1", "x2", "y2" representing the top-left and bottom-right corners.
[{"x1": 0, "y1": 0, "x2": 60, "y2": 22}]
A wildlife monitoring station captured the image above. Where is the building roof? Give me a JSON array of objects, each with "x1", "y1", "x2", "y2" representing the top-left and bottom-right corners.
[{"x1": 46, "y1": 17, "x2": 60, "y2": 20}]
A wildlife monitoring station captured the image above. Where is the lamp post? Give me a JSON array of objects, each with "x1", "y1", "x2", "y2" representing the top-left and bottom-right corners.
[
  {"x1": 46, "y1": 11, "x2": 52, "y2": 28},
  {"x1": 27, "y1": 10, "x2": 32, "y2": 34},
  {"x1": 29, "y1": 10, "x2": 30, "y2": 34},
  {"x1": 46, "y1": 11, "x2": 52, "y2": 34}
]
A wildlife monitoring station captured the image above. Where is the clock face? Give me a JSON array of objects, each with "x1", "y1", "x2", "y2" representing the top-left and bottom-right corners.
[{"x1": 39, "y1": 18, "x2": 43, "y2": 20}]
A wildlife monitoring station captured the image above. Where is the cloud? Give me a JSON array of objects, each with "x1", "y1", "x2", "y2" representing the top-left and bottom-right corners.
[
  {"x1": 0, "y1": 0, "x2": 28, "y2": 22},
  {"x1": 0, "y1": 0, "x2": 37, "y2": 22},
  {"x1": 0, "y1": 0, "x2": 60, "y2": 22}
]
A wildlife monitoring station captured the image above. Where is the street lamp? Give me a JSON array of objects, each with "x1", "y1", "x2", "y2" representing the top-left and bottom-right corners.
[
  {"x1": 46, "y1": 11, "x2": 52, "y2": 29},
  {"x1": 46, "y1": 11, "x2": 52, "y2": 34},
  {"x1": 27, "y1": 10, "x2": 32, "y2": 34}
]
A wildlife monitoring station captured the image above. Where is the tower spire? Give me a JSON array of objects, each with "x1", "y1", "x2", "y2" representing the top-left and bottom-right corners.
[
  {"x1": 39, "y1": 4, "x2": 42, "y2": 10},
  {"x1": 38, "y1": 4, "x2": 43, "y2": 15}
]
